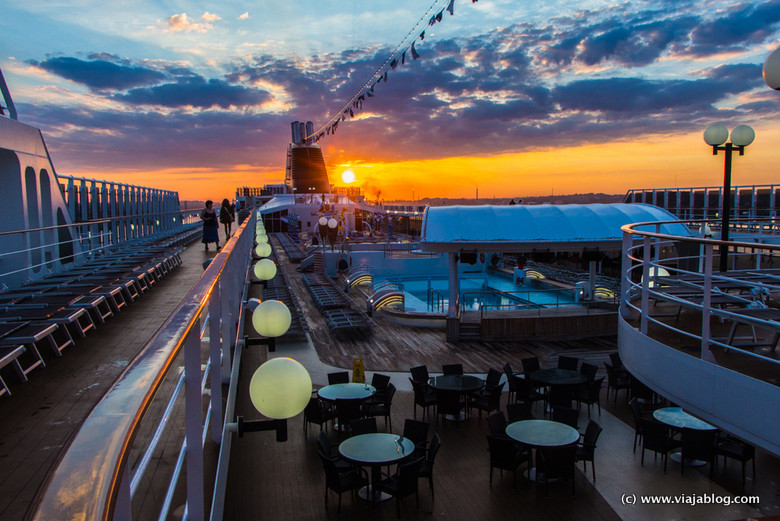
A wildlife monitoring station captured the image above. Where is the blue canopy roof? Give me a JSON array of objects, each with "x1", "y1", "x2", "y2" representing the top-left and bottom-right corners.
[{"x1": 421, "y1": 203, "x2": 692, "y2": 252}]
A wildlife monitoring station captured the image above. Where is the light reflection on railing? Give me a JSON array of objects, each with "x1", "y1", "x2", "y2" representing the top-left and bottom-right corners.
[{"x1": 28, "y1": 212, "x2": 255, "y2": 521}]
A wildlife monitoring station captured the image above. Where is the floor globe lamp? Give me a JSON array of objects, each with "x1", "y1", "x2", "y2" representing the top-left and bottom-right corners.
[{"x1": 703, "y1": 123, "x2": 755, "y2": 272}]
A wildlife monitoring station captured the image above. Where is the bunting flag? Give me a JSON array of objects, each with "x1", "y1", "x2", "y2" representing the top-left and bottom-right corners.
[
  {"x1": 411, "y1": 41, "x2": 420, "y2": 60},
  {"x1": 306, "y1": 0, "x2": 478, "y2": 145}
]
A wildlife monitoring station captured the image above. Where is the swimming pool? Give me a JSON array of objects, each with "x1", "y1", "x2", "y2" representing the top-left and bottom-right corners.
[{"x1": 376, "y1": 272, "x2": 578, "y2": 313}]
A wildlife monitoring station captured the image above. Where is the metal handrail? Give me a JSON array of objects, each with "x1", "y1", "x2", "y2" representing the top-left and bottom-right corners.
[
  {"x1": 620, "y1": 217, "x2": 780, "y2": 367},
  {"x1": 28, "y1": 212, "x2": 255, "y2": 521}
]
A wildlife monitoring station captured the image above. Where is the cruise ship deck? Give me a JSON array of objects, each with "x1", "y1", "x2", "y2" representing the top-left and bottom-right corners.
[{"x1": 3, "y1": 227, "x2": 779, "y2": 521}]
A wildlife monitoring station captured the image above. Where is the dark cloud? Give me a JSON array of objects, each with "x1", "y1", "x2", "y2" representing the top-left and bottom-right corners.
[
  {"x1": 28, "y1": 56, "x2": 166, "y2": 90},
  {"x1": 21, "y1": 1, "x2": 780, "y2": 175},
  {"x1": 115, "y1": 76, "x2": 270, "y2": 108},
  {"x1": 691, "y1": 0, "x2": 780, "y2": 54}
]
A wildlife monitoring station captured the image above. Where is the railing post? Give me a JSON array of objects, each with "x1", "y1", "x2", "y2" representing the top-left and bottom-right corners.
[
  {"x1": 209, "y1": 284, "x2": 223, "y2": 444},
  {"x1": 184, "y1": 331, "x2": 204, "y2": 521},
  {"x1": 641, "y1": 236, "x2": 651, "y2": 335},
  {"x1": 620, "y1": 231, "x2": 632, "y2": 319},
  {"x1": 701, "y1": 243, "x2": 716, "y2": 363}
]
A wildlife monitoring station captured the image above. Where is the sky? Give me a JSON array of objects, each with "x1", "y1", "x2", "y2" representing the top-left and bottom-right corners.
[{"x1": 1, "y1": 0, "x2": 779, "y2": 202}]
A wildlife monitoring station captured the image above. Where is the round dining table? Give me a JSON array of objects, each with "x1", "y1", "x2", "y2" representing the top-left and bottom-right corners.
[
  {"x1": 653, "y1": 407, "x2": 716, "y2": 466},
  {"x1": 339, "y1": 433, "x2": 415, "y2": 502},
  {"x1": 318, "y1": 383, "x2": 375, "y2": 431},
  {"x1": 317, "y1": 382, "x2": 376, "y2": 401},
  {"x1": 505, "y1": 419, "x2": 580, "y2": 482},
  {"x1": 428, "y1": 374, "x2": 484, "y2": 421},
  {"x1": 530, "y1": 368, "x2": 587, "y2": 387}
]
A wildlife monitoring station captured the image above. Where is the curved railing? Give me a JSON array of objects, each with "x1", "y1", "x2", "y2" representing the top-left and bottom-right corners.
[
  {"x1": 619, "y1": 217, "x2": 780, "y2": 456},
  {"x1": 28, "y1": 213, "x2": 255, "y2": 520}
]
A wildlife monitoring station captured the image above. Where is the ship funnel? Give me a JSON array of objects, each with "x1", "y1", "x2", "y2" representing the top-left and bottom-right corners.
[
  {"x1": 305, "y1": 121, "x2": 314, "y2": 144},
  {"x1": 291, "y1": 121, "x2": 301, "y2": 144},
  {"x1": 299, "y1": 122, "x2": 306, "y2": 144}
]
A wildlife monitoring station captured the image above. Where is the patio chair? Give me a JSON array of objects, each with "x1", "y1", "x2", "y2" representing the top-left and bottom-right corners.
[
  {"x1": 521, "y1": 356, "x2": 540, "y2": 375},
  {"x1": 638, "y1": 418, "x2": 678, "y2": 473},
  {"x1": 442, "y1": 363, "x2": 463, "y2": 376},
  {"x1": 418, "y1": 433, "x2": 441, "y2": 501},
  {"x1": 327, "y1": 371, "x2": 350, "y2": 385},
  {"x1": 434, "y1": 389, "x2": 463, "y2": 428},
  {"x1": 317, "y1": 431, "x2": 352, "y2": 471},
  {"x1": 349, "y1": 417, "x2": 378, "y2": 436},
  {"x1": 574, "y1": 376, "x2": 604, "y2": 418},
  {"x1": 579, "y1": 362, "x2": 598, "y2": 382},
  {"x1": 410, "y1": 365, "x2": 429, "y2": 383},
  {"x1": 506, "y1": 401, "x2": 535, "y2": 422},
  {"x1": 547, "y1": 385, "x2": 573, "y2": 410},
  {"x1": 487, "y1": 434, "x2": 529, "y2": 489},
  {"x1": 487, "y1": 411, "x2": 509, "y2": 438},
  {"x1": 376, "y1": 456, "x2": 425, "y2": 519},
  {"x1": 303, "y1": 396, "x2": 336, "y2": 436},
  {"x1": 575, "y1": 420, "x2": 603, "y2": 482},
  {"x1": 403, "y1": 418, "x2": 430, "y2": 457},
  {"x1": 536, "y1": 444, "x2": 577, "y2": 497},
  {"x1": 470, "y1": 382, "x2": 504, "y2": 418},
  {"x1": 502, "y1": 363, "x2": 521, "y2": 402},
  {"x1": 363, "y1": 383, "x2": 396, "y2": 431},
  {"x1": 604, "y1": 362, "x2": 630, "y2": 404},
  {"x1": 716, "y1": 435, "x2": 756, "y2": 484},
  {"x1": 469, "y1": 368, "x2": 502, "y2": 401},
  {"x1": 368, "y1": 372, "x2": 391, "y2": 404},
  {"x1": 552, "y1": 406, "x2": 579, "y2": 430},
  {"x1": 515, "y1": 374, "x2": 545, "y2": 410},
  {"x1": 317, "y1": 449, "x2": 368, "y2": 514},
  {"x1": 557, "y1": 355, "x2": 579, "y2": 371},
  {"x1": 629, "y1": 398, "x2": 648, "y2": 453},
  {"x1": 680, "y1": 428, "x2": 717, "y2": 477},
  {"x1": 335, "y1": 398, "x2": 363, "y2": 439},
  {"x1": 409, "y1": 377, "x2": 436, "y2": 420}
]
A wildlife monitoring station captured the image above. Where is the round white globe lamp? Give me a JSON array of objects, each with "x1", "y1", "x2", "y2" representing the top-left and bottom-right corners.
[
  {"x1": 253, "y1": 259, "x2": 277, "y2": 281},
  {"x1": 256, "y1": 233, "x2": 268, "y2": 244},
  {"x1": 254, "y1": 243, "x2": 272, "y2": 258},
  {"x1": 251, "y1": 299, "x2": 292, "y2": 338},
  {"x1": 730, "y1": 125, "x2": 755, "y2": 147},
  {"x1": 318, "y1": 217, "x2": 328, "y2": 227},
  {"x1": 764, "y1": 47, "x2": 780, "y2": 90},
  {"x1": 248, "y1": 357, "x2": 312, "y2": 419},
  {"x1": 328, "y1": 218, "x2": 338, "y2": 229},
  {"x1": 703, "y1": 124, "x2": 728, "y2": 146}
]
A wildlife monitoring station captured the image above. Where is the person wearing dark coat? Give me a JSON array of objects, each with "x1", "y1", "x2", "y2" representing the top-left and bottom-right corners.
[
  {"x1": 201, "y1": 200, "x2": 220, "y2": 251},
  {"x1": 219, "y1": 198, "x2": 235, "y2": 237}
]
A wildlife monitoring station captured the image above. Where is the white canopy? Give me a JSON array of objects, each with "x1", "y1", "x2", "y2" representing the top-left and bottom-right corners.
[{"x1": 421, "y1": 203, "x2": 692, "y2": 252}]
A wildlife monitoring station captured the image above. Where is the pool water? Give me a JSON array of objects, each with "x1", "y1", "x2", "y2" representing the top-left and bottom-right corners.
[{"x1": 377, "y1": 273, "x2": 577, "y2": 313}]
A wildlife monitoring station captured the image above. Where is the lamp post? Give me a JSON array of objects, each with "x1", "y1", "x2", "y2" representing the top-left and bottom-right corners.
[{"x1": 703, "y1": 124, "x2": 755, "y2": 272}]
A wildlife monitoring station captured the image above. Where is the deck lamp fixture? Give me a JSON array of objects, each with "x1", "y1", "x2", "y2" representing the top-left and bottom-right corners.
[
  {"x1": 764, "y1": 47, "x2": 780, "y2": 90},
  {"x1": 254, "y1": 242, "x2": 272, "y2": 258},
  {"x1": 256, "y1": 233, "x2": 268, "y2": 244},
  {"x1": 233, "y1": 357, "x2": 312, "y2": 441},
  {"x1": 703, "y1": 123, "x2": 755, "y2": 273},
  {"x1": 247, "y1": 298, "x2": 291, "y2": 352},
  {"x1": 253, "y1": 258, "x2": 277, "y2": 281}
]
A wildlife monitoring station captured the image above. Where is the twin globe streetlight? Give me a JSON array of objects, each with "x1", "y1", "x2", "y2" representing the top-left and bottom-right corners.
[{"x1": 697, "y1": 45, "x2": 780, "y2": 273}]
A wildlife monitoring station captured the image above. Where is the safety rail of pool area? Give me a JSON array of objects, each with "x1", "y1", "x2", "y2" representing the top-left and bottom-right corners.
[
  {"x1": 27, "y1": 212, "x2": 256, "y2": 521},
  {"x1": 619, "y1": 217, "x2": 780, "y2": 456}
]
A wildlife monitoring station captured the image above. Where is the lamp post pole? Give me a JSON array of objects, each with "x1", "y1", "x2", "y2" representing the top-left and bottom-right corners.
[{"x1": 703, "y1": 124, "x2": 754, "y2": 273}]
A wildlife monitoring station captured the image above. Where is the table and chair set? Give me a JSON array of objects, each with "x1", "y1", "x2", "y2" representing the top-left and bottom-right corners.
[{"x1": 311, "y1": 370, "x2": 443, "y2": 516}]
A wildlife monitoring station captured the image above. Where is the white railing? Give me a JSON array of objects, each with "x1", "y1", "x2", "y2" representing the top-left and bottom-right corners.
[
  {"x1": 620, "y1": 218, "x2": 780, "y2": 367},
  {"x1": 28, "y1": 213, "x2": 255, "y2": 521}
]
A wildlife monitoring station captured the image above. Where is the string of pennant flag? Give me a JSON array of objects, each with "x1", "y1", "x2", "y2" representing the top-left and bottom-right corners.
[{"x1": 304, "y1": 0, "x2": 478, "y2": 144}]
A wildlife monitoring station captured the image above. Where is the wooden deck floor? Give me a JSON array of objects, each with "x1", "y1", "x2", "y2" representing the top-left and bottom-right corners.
[{"x1": 1, "y1": 230, "x2": 779, "y2": 521}]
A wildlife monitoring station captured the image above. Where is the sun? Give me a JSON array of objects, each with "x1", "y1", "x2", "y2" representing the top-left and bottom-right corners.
[{"x1": 341, "y1": 169, "x2": 355, "y2": 183}]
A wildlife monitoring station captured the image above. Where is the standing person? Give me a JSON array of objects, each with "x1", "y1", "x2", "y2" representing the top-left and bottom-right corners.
[
  {"x1": 201, "y1": 200, "x2": 220, "y2": 251},
  {"x1": 219, "y1": 198, "x2": 235, "y2": 237}
]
